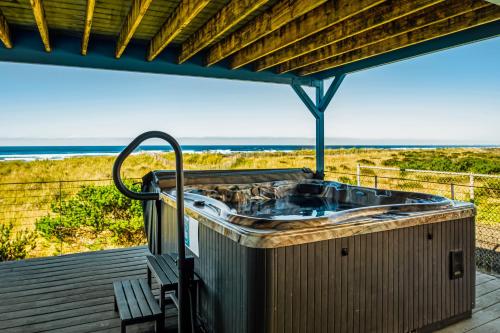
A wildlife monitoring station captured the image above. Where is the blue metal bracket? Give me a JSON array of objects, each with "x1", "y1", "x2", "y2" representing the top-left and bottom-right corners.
[
  {"x1": 292, "y1": 74, "x2": 346, "y2": 178},
  {"x1": 291, "y1": 82, "x2": 321, "y2": 119}
]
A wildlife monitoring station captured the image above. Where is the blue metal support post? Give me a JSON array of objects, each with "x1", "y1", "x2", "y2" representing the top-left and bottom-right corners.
[
  {"x1": 315, "y1": 81, "x2": 325, "y2": 177},
  {"x1": 292, "y1": 74, "x2": 346, "y2": 178}
]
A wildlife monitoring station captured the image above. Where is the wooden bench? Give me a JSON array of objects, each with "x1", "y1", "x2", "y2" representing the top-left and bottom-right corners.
[{"x1": 113, "y1": 279, "x2": 163, "y2": 333}]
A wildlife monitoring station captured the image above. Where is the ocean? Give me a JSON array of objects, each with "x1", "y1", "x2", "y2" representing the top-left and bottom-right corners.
[{"x1": 0, "y1": 145, "x2": 496, "y2": 161}]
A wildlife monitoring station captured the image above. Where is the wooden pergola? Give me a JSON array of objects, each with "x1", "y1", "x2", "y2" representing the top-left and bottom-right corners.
[{"x1": 0, "y1": 0, "x2": 499, "y2": 176}]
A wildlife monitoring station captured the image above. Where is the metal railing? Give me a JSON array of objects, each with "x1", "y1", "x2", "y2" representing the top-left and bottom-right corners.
[{"x1": 356, "y1": 164, "x2": 500, "y2": 202}]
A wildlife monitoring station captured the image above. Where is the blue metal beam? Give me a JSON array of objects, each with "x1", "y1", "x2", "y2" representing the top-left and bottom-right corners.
[
  {"x1": 315, "y1": 21, "x2": 500, "y2": 80},
  {"x1": 0, "y1": 28, "x2": 318, "y2": 87}
]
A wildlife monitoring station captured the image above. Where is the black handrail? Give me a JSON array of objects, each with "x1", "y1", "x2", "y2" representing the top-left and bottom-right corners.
[{"x1": 112, "y1": 131, "x2": 191, "y2": 333}]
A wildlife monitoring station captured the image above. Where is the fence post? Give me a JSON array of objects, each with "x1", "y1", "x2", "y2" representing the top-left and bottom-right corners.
[
  {"x1": 59, "y1": 180, "x2": 63, "y2": 255},
  {"x1": 374, "y1": 175, "x2": 378, "y2": 189},
  {"x1": 356, "y1": 164, "x2": 361, "y2": 186},
  {"x1": 469, "y1": 174, "x2": 475, "y2": 202},
  {"x1": 450, "y1": 183, "x2": 455, "y2": 200}
]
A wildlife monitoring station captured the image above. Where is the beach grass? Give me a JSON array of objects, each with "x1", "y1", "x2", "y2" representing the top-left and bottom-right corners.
[{"x1": 1, "y1": 147, "x2": 498, "y2": 183}]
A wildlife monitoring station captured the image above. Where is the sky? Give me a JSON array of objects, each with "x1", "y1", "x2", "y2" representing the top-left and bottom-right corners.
[{"x1": 0, "y1": 37, "x2": 499, "y2": 145}]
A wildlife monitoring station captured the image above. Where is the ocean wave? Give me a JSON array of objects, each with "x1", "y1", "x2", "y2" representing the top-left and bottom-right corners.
[
  {"x1": 0, "y1": 145, "x2": 495, "y2": 161},
  {"x1": 0, "y1": 152, "x2": 119, "y2": 161},
  {"x1": 0, "y1": 149, "x2": 276, "y2": 161}
]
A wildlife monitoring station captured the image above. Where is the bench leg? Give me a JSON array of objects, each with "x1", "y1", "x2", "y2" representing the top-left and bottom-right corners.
[
  {"x1": 155, "y1": 315, "x2": 164, "y2": 333},
  {"x1": 114, "y1": 296, "x2": 118, "y2": 312},
  {"x1": 159, "y1": 287, "x2": 166, "y2": 314},
  {"x1": 121, "y1": 322, "x2": 126, "y2": 333},
  {"x1": 191, "y1": 283, "x2": 198, "y2": 322}
]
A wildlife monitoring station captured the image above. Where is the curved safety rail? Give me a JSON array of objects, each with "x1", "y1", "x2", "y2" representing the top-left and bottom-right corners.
[
  {"x1": 112, "y1": 131, "x2": 191, "y2": 333},
  {"x1": 112, "y1": 131, "x2": 184, "y2": 200}
]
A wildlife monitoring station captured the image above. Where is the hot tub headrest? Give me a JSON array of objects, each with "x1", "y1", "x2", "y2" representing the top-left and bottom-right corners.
[{"x1": 144, "y1": 168, "x2": 314, "y2": 190}]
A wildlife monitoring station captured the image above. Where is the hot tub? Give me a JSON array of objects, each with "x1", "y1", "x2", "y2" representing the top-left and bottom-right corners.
[{"x1": 142, "y1": 168, "x2": 475, "y2": 333}]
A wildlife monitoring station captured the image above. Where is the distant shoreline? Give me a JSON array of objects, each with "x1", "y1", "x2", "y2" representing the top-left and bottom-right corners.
[{"x1": 1, "y1": 145, "x2": 498, "y2": 161}]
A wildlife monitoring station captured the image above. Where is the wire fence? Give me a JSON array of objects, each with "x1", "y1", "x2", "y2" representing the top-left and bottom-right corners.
[
  {"x1": 0, "y1": 179, "x2": 123, "y2": 229},
  {"x1": 0, "y1": 178, "x2": 144, "y2": 258},
  {"x1": 326, "y1": 167, "x2": 500, "y2": 273},
  {"x1": 1, "y1": 173, "x2": 499, "y2": 273}
]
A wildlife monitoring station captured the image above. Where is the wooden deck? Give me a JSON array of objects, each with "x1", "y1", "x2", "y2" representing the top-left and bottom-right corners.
[
  {"x1": 0, "y1": 246, "x2": 498, "y2": 333},
  {"x1": 0, "y1": 247, "x2": 177, "y2": 333}
]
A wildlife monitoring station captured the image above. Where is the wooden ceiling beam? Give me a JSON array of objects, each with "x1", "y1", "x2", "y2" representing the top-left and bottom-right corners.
[
  {"x1": 229, "y1": 0, "x2": 385, "y2": 69},
  {"x1": 205, "y1": 0, "x2": 326, "y2": 66},
  {"x1": 0, "y1": 9, "x2": 12, "y2": 48},
  {"x1": 256, "y1": 0, "x2": 444, "y2": 72},
  {"x1": 81, "y1": 0, "x2": 96, "y2": 55},
  {"x1": 278, "y1": 0, "x2": 488, "y2": 74},
  {"x1": 147, "y1": 0, "x2": 211, "y2": 62},
  {"x1": 299, "y1": 5, "x2": 500, "y2": 76},
  {"x1": 178, "y1": 0, "x2": 271, "y2": 64},
  {"x1": 30, "y1": 0, "x2": 50, "y2": 52},
  {"x1": 115, "y1": 0, "x2": 153, "y2": 58}
]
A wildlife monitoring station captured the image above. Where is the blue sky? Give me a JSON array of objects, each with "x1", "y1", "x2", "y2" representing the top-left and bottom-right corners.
[{"x1": 0, "y1": 37, "x2": 499, "y2": 145}]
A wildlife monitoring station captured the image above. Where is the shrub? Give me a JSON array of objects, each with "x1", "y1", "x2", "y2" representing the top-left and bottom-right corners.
[
  {"x1": 108, "y1": 216, "x2": 145, "y2": 246},
  {"x1": 382, "y1": 158, "x2": 401, "y2": 167},
  {"x1": 0, "y1": 223, "x2": 37, "y2": 261},
  {"x1": 356, "y1": 159, "x2": 375, "y2": 166},
  {"x1": 36, "y1": 181, "x2": 145, "y2": 246},
  {"x1": 36, "y1": 215, "x2": 80, "y2": 243},
  {"x1": 382, "y1": 151, "x2": 500, "y2": 174},
  {"x1": 338, "y1": 176, "x2": 355, "y2": 185}
]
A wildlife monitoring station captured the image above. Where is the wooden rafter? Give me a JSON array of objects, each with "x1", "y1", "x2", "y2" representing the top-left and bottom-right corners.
[
  {"x1": 178, "y1": 0, "x2": 271, "y2": 64},
  {"x1": 0, "y1": 9, "x2": 12, "y2": 48},
  {"x1": 81, "y1": 0, "x2": 96, "y2": 55},
  {"x1": 278, "y1": 0, "x2": 489, "y2": 74},
  {"x1": 299, "y1": 5, "x2": 500, "y2": 76},
  {"x1": 30, "y1": 0, "x2": 51, "y2": 52},
  {"x1": 205, "y1": 0, "x2": 326, "y2": 66},
  {"x1": 229, "y1": 0, "x2": 385, "y2": 69},
  {"x1": 116, "y1": 0, "x2": 153, "y2": 58},
  {"x1": 147, "y1": 0, "x2": 211, "y2": 62},
  {"x1": 255, "y1": 0, "x2": 444, "y2": 72}
]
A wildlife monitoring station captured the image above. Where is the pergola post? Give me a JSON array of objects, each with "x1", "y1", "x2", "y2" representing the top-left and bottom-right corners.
[
  {"x1": 292, "y1": 74, "x2": 346, "y2": 179},
  {"x1": 315, "y1": 80, "x2": 325, "y2": 177}
]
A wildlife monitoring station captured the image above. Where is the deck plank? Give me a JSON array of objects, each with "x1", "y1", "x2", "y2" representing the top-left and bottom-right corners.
[
  {"x1": 467, "y1": 318, "x2": 500, "y2": 333},
  {"x1": 474, "y1": 289, "x2": 500, "y2": 314},
  {"x1": 475, "y1": 272, "x2": 497, "y2": 286},
  {"x1": 476, "y1": 278, "x2": 500, "y2": 297},
  {"x1": 0, "y1": 246, "x2": 498, "y2": 333},
  {"x1": 437, "y1": 302, "x2": 500, "y2": 333}
]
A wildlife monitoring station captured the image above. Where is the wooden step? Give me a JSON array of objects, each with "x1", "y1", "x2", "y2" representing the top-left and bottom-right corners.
[
  {"x1": 147, "y1": 254, "x2": 179, "y2": 292},
  {"x1": 147, "y1": 253, "x2": 199, "y2": 314},
  {"x1": 113, "y1": 279, "x2": 163, "y2": 333}
]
